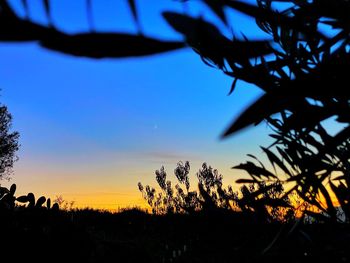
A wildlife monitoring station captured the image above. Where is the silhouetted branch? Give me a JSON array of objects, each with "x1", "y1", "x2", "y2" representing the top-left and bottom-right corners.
[{"x1": 0, "y1": 0, "x2": 186, "y2": 58}]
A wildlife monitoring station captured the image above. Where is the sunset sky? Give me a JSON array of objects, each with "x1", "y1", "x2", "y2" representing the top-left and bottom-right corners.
[{"x1": 0, "y1": 0, "x2": 273, "y2": 210}]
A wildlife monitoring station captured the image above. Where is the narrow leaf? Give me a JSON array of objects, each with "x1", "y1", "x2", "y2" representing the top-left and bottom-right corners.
[
  {"x1": 276, "y1": 146, "x2": 296, "y2": 169},
  {"x1": 236, "y1": 178, "x2": 257, "y2": 184},
  {"x1": 318, "y1": 183, "x2": 336, "y2": 219},
  {"x1": 261, "y1": 147, "x2": 292, "y2": 176},
  {"x1": 333, "y1": 175, "x2": 346, "y2": 181},
  {"x1": 202, "y1": 0, "x2": 227, "y2": 25},
  {"x1": 247, "y1": 154, "x2": 265, "y2": 169},
  {"x1": 127, "y1": 0, "x2": 138, "y2": 26},
  {"x1": 222, "y1": 93, "x2": 293, "y2": 137},
  {"x1": 40, "y1": 33, "x2": 185, "y2": 58},
  {"x1": 233, "y1": 161, "x2": 277, "y2": 179},
  {"x1": 43, "y1": 0, "x2": 51, "y2": 25},
  {"x1": 228, "y1": 78, "x2": 238, "y2": 95}
]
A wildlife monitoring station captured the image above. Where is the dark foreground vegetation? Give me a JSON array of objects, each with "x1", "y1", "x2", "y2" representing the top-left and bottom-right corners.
[
  {"x1": 2, "y1": 206, "x2": 350, "y2": 263},
  {"x1": 0, "y1": 184, "x2": 349, "y2": 263}
]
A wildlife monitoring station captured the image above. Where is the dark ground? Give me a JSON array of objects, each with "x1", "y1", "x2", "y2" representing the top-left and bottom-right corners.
[{"x1": 1, "y1": 208, "x2": 349, "y2": 263}]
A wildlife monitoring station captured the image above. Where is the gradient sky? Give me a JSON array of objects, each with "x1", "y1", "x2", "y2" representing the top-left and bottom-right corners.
[{"x1": 0, "y1": 0, "x2": 274, "y2": 210}]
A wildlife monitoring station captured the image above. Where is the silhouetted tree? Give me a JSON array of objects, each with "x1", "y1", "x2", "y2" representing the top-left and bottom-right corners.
[
  {"x1": 138, "y1": 161, "x2": 295, "y2": 222},
  {"x1": 0, "y1": 104, "x2": 19, "y2": 180}
]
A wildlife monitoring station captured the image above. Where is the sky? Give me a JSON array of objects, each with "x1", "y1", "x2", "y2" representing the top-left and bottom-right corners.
[{"x1": 0, "y1": 0, "x2": 273, "y2": 210}]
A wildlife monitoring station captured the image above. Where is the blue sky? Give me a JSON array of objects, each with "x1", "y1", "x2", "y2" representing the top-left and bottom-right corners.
[{"x1": 0, "y1": 0, "x2": 273, "y2": 209}]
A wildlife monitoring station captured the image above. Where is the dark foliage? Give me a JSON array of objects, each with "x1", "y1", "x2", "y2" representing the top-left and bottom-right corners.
[
  {"x1": 0, "y1": 0, "x2": 185, "y2": 58},
  {"x1": 0, "y1": 104, "x2": 19, "y2": 179},
  {"x1": 1, "y1": 198, "x2": 350, "y2": 263},
  {"x1": 161, "y1": 0, "x2": 350, "y2": 137},
  {"x1": 139, "y1": 161, "x2": 295, "y2": 223},
  {"x1": 0, "y1": 184, "x2": 92, "y2": 263},
  {"x1": 234, "y1": 117, "x2": 350, "y2": 223},
  {"x1": 161, "y1": 0, "x2": 350, "y2": 223}
]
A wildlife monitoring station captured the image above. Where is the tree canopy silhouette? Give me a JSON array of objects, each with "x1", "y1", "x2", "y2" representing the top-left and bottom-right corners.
[{"x1": 0, "y1": 104, "x2": 19, "y2": 179}]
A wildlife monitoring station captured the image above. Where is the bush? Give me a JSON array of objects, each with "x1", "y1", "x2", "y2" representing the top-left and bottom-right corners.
[{"x1": 138, "y1": 161, "x2": 295, "y2": 222}]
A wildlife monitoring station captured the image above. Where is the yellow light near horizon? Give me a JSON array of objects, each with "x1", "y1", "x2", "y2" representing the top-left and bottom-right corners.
[{"x1": 60, "y1": 192, "x2": 147, "y2": 212}]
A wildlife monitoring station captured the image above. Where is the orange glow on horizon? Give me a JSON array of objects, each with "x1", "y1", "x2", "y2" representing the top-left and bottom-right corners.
[{"x1": 59, "y1": 192, "x2": 148, "y2": 212}]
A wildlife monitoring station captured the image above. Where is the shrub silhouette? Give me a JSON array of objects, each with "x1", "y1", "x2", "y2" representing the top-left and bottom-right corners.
[{"x1": 139, "y1": 161, "x2": 295, "y2": 222}]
